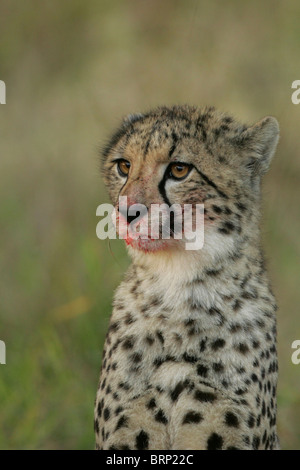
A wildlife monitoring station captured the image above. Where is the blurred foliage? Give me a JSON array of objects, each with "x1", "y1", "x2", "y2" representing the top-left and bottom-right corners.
[{"x1": 0, "y1": 0, "x2": 299, "y2": 449}]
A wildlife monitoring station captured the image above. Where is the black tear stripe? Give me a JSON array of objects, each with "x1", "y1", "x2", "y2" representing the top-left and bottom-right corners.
[
  {"x1": 158, "y1": 172, "x2": 171, "y2": 207},
  {"x1": 157, "y1": 130, "x2": 178, "y2": 203},
  {"x1": 195, "y1": 168, "x2": 228, "y2": 199},
  {"x1": 157, "y1": 172, "x2": 175, "y2": 236},
  {"x1": 168, "y1": 131, "x2": 178, "y2": 158}
]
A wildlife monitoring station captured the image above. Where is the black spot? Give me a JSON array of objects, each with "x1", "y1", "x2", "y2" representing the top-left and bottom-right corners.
[
  {"x1": 109, "y1": 322, "x2": 120, "y2": 332},
  {"x1": 197, "y1": 364, "x2": 209, "y2": 378},
  {"x1": 256, "y1": 415, "x2": 261, "y2": 427},
  {"x1": 188, "y1": 327, "x2": 197, "y2": 336},
  {"x1": 212, "y1": 362, "x2": 224, "y2": 373},
  {"x1": 205, "y1": 268, "x2": 223, "y2": 276},
  {"x1": 103, "y1": 407, "x2": 110, "y2": 421},
  {"x1": 97, "y1": 401, "x2": 103, "y2": 417},
  {"x1": 218, "y1": 226, "x2": 230, "y2": 235},
  {"x1": 147, "y1": 398, "x2": 156, "y2": 409},
  {"x1": 100, "y1": 378, "x2": 106, "y2": 391},
  {"x1": 94, "y1": 419, "x2": 99, "y2": 434},
  {"x1": 224, "y1": 206, "x2": 232, "y2": 215},
  {"x1": 235, "y1": 202, "x2": 247, "y2": 212},
  {"x1": 124, "y1": 312, "x2": 136, "y2": 324},
  {"x1": 135, "y1": 430, "x2": 149, "y2": 450},
  {"x1": 224, "y1": 222, "x2": 235, "y2": 232},
  {"x1": 247, "y1": 414, "x2": 255, "y2": 428},
  {"x1": 115, "y1": 415, "x2": 129, "y2": 431},
  {"x1": 184, "y1": 318, "x2": 195, "y2": 327},
  {"x1": 156, "y1": 331, "x2": 164, "y2": 344},
  {"x1": 115, "y1": 406, "x2": 124, "y2": 415},
  {"x1": 183, "y1": 352, "x2": 197, "y2": 363},
  {"x1": 211, "y1": 339, "x2": 226, "y2": 350},
  {"x1": 155, "y1": 409, "x2": 168, "y2": 424},
  {"x1": 119, "y1": 381, "x2": 131, "y2": 391},
  {"x1": 242, "y1": 290, "x2": 258, "y2": 300},
  {"x1": 235, "y1": 388, "x2": 246, "y2": 396},
  {"x1": 207, "y1": 433, "x2": 223, "y2": 450},
  {"x1": 253, "y1": 436, "x2": 260, "y2": 450},
  {"x1": 212, "y1": 205, "x2": 222, "y2": 214},
  {"x1": 154, "y1": 357, "x2": 164, "y2": 368},
  {"x1": 227, "y1": 446, "x2": 240, "y2": 450},
  {"x1": 194, "y1": 390, "x2": 216, "y2": 403},
  {"x1": 233, "y1": 300, "x2": 242, "y2": 311},
  {"x1": 170, "y1": 381, "x2": 188, "y2": 401},
  {"x1": 225, "y1": 412, "x2": 239, "y2": 428},
  {"x1": 262, "y1": 430, "x2": 267, "y2": 444},
  {"x1": 236, "y1": 343, "x2": 249, "y2": 354},
  {"x1": 122, "y1": 337, "x2": 135, "y2": 349},
  {"x1": 130, "y1": 352, "x2": 142, "y2": 363},
  {"x1": 182, "y1": 411, "x2": 203, "y2": 424},
  {"x1": 145, "y1": 335, "x2": 154, "y2": 345},
  {"x1": 151, "y1": 297, "x2": 162, "y2": 307}
]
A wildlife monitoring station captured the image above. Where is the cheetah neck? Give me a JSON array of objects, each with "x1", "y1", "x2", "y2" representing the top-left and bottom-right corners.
[{"x1": 122, "y1": 236, "x2": 271, "y2": 326}]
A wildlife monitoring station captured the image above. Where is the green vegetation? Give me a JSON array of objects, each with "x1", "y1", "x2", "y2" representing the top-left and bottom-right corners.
[{"x1": 0, "y1": 0, "x2": 299, "y2": 449}]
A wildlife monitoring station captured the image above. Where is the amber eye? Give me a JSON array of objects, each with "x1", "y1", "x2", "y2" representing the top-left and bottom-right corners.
[
  {"x1": 169, "y1": 163, "x2": 190, "y2": 180},
  {"x1": 117, "y1": 159, "x2": 131, "y2": 177}
]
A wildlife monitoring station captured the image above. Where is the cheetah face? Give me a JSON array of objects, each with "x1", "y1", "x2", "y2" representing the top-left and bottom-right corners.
[{"x1": 101, "y1": 106, "x2": 279, "y2": 258}]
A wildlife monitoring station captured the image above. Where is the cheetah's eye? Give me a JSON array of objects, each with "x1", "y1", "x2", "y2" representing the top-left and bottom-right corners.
[
  {"x1": 169, "y1": 163, "x2": 191, "y2": 180},
  {"x1": 116, "y1": 159, "x2": 131, "y2": 177}
]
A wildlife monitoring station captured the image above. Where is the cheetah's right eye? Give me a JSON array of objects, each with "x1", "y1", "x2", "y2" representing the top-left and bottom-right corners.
[{"x1": 116, "y1": 159, "x2": 131, "y2": 177}]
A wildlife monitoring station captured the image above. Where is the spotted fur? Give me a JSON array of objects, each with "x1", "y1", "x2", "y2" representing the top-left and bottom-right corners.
[{"x1": 95, "y1": 105, "x2": 280, "y2": 450}]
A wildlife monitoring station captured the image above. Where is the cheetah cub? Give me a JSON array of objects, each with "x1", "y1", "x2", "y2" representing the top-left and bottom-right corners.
[{"x1": 95, "y1": 105, "x2": 279, "y2": 450}]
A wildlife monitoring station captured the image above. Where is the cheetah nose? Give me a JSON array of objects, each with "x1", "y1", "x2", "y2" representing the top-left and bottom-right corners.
[{"x1": 118, "y1": 204, "x2": 148, "y2": 225}]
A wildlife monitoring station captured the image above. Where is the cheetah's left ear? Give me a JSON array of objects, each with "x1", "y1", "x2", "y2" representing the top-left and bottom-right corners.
[
  {"x1": 238, "y1": 116, "x2": 280, "y2": 176},
  {"x1": 123, "y1": 113, "x2": 145, "y2": 125}
]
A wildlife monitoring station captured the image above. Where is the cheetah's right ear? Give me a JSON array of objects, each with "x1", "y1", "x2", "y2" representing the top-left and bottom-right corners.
[{"x1": 236, "y1": 116, "x2": 280, "y2": 177}]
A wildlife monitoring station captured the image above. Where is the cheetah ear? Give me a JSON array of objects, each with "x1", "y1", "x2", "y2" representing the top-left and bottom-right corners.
[
  {"x1": 238, "y1": 116, "x2": 279, "y2": 176},
  {"x1": 123, "y1": 113, "x2": 144, "y2": 125}
]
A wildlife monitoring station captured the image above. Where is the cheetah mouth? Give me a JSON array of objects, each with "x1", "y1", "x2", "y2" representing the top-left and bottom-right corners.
[{"x1": 124, "y1": 235, "x2": 179, "y2": 253}]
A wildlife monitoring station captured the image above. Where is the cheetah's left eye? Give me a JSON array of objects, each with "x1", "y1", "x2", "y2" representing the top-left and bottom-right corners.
[{"x1": 169, "y1": 163, "x2": 191, "y2": 180}]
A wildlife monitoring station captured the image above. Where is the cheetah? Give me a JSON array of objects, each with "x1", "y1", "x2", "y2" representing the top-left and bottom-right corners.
[{"x1": 95, "y1": 105, "x2": 280, "y2": 450}]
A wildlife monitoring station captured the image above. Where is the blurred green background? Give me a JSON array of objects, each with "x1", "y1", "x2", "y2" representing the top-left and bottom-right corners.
[{"x1": 0, "y1": 0, "x2": 299, "y2": 450}]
